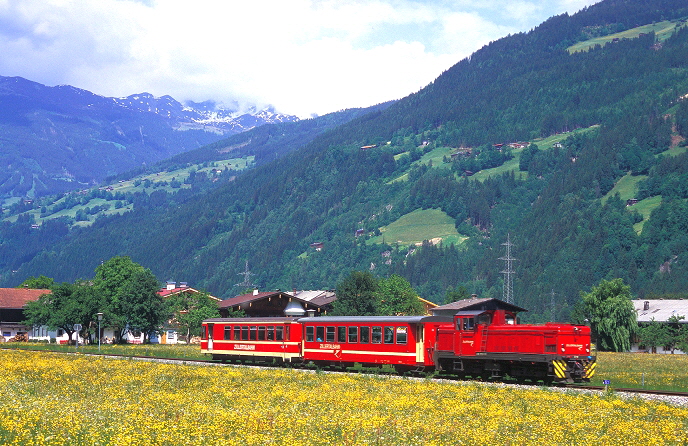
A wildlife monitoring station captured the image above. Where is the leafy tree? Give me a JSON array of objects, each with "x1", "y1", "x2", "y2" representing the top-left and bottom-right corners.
[
  {"x1": 23, "y1": 281, "x2": 97, "y2": 344},
  {"x1": 167, "y1": 291, "x2": 221, "y2": 342},
  {"x1": 581, "y1": 278, "x2": 637, "y2": 352},
  {"x1": 17, "y1": 275, "x2": 54, "y2": 289},
  {"x1": 332, "y1": 271, "x2": 380, "y2": 316},
  {"x1": 93, "y1": 256, "x2": 163, "y2": 343},
  {"x1": 376, "y1": 275, "x2": 425, "y2": 316},
  {"x1": 637, "y1": 318, "x2": 671, "y2": 353}
]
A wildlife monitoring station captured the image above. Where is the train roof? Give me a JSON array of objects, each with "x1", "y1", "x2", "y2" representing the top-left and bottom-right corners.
[
  {"x1": 297, "y1": 316, "x2": 427, "y2": 324},
  {"x1": 203, "y1": 317, "x2": 299, "y2": 323}
]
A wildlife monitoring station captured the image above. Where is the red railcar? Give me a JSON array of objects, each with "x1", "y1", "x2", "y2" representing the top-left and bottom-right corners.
[
  {"x1": 298, "y1": 316, "x2": 434, "y2": 371},
  {"x1": 432, "y1": 309, "x2": 596, "y2": 382},
  {"x1": 201, "y1": 305, "x2": 596, "y2": 383},
  {"x1": 201, "y1": 317, "x2": 302, "y2": 362}
]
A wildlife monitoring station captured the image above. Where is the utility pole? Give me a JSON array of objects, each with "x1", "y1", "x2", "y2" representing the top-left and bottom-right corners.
[
  {"x1": 499, "y1": 233, "x2": 516, "y2": 304},
  {"x1": 235, "y1": 260, "x2": 256, "y2": 289}
]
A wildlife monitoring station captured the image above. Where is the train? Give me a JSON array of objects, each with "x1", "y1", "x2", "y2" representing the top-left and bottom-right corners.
[{"x1": 201, "y1": 301, "x2": 596, "y2": 383}]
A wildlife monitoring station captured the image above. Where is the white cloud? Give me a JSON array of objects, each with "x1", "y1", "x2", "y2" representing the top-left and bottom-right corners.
[{"x1": 0, "y1": 0, "x2": 601, "y2": 117}]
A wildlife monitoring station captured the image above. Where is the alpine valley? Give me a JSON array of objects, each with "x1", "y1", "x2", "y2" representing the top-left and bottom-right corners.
[{"x1": 3, "y1": 0, "x2": 688, "y2": 322}]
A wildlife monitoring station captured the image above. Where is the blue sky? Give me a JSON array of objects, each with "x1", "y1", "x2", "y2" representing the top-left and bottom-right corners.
[{"x1": 0, "y1": 0, "x2": 600, "y2": 117}]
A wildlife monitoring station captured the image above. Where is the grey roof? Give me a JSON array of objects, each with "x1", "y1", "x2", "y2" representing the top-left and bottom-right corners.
[
  {"x1": 431, "y1": 297, "x2": 527, "y2": 315},
  {"x1": 634, "y1": 299, "x2": 688, "y2": 323}
]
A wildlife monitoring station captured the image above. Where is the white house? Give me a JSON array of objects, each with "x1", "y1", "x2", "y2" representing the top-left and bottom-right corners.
[{"x1": 632, "y1": 299, "x2": 688, "y2": 354}]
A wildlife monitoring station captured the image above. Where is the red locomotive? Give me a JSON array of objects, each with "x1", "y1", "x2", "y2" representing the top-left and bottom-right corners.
[{"x1": 201, "y1": 298, "x2": 596, "y2": 383}]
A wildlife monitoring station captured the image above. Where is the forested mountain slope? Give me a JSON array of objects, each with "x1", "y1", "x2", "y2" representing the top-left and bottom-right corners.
[{"x1": 4, "y1": 0, "x2": 688, "y2": 322}]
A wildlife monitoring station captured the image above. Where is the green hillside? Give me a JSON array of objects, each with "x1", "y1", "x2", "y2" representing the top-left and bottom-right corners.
[
  {"x1": 568, "y1": 19, "x2": 688, "y2": 54},
  {"x1": 4, "y1": 0, "x2": 688, "y2": 318}
]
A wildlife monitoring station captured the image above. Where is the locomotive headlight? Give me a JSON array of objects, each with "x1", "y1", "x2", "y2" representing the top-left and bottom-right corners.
[
  {"x1": 586, "y1": 346, "x2": 590, "y2": 353},
  {"x1": 561, "y1": 346, "x2": 566, "y2": 352}
]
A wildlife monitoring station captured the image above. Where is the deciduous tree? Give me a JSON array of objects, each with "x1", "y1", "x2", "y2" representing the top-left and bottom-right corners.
[{"x1": 581, "y1": 278, "x2": 637, "y2": 352}]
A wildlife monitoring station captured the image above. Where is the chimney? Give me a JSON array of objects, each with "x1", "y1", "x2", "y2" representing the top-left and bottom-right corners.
[
  {"x1": 471, "y1": 294, "x2": 478, "y2": 300},
  {"x1": 643, "y1": 301, "x2": 650, "y2": 311},
  {"x1": 253, "y1": 289, "x2": 259, "y2": 296}
]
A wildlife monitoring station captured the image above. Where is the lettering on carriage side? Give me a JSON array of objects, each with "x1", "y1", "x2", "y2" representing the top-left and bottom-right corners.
[
  {"x1": 320, "y1": 344, "x2": 341, "y2": 350},
  {"x1": 234, "y1": 344, "x2": 256, "y2": 350}
]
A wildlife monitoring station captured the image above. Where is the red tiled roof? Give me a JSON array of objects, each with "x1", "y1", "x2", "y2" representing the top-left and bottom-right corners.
[{"x1": 0, "y1": 288, "x2": 50, "y2": 309}]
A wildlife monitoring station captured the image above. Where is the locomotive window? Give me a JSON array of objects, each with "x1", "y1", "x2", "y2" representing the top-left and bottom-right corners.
[
  {"x1": 396, "y1": 327, "x2": 407, "y2": 345},
  {"x1": 463, "y1": 318, "x2": 474, "y2": 331},
  {"x1": 337, "y1": 326, "x2": 347, "y2": 343},
  {"x1": 477, "y1": 314, "x2": 491, "y2": 325},
  {"x1": 348, "y1": 326, "x2": 358, "y2": 343},
  {"x1": 384, "y1": 326, "x2": 394, "y2": 344},
  {"x1": 234, "y1": 326, "x2": 240, "y2": 340},
  {"x1": 267, "y1": 326, "x2": 274, "y2": 341},
  {"x1": 224, "y1": 326, "x2": 232, "y2": 340},
  {"x1": 241, "y1": 326, "x2": 249, "y2": 341},
  {"x1": 326, "y1": 326, "x2": 335, "y2": 342},
  {"x1": 360, "y1": 326, "x2": 370, "y2": 344},
  {"x1": 316, "y1": 326, "x2": 325, "y2": 342},
  {"x1": 276, "y1": 326, "x2": 284, "y2": 341},
  {"x1": 505, "y1": 315, "x2": 515, "y2": 325},
  {"x1": 258, "y1": 326, "x2": 266, "y2": 341},
  {"x1": 372, "y1": 327, "x2": 382, "y2": 343},
  {"x1": 249, "y1": 326, "x2": 257, "y2": 341},
  {"x1": 306, "y1": 326, "x2": 314, "y2": 342}
]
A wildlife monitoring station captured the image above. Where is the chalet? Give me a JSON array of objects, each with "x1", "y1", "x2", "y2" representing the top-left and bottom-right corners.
[
  {"x1": 154, "y1": 281, "x2": 220, "y2": 344},
  {"x1": 450, "y1": 148, "x2": 472, "y2": 159},
  {"x1": 310, "y1": 242, "x2": 324, "y2": 251},
  {"x1": 360, "y1": 145, "x2": 378, "y2": 150},
  {"x1": 632, "y1": 299, "x2": 688, "y2": 354},
  {"x1": 430, "y1": 296, "x2": 527, "y2": 317},
  {"x1": 219, "y1": 289, "x2": 336, "y2": 318},
  {"x1": 0, "y1": 288, "x2": 50, "y2": 342},
  {"x1": 355, "y1": 229, "x2": 366, "y2": 237},
  {"x1": 626, "y1": 199, "x2": 639, "y2": 207}
]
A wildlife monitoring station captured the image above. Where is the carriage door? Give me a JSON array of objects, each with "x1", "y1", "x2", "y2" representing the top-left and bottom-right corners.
[
  {"x1": 207, "y1": 324, "x2": 214, "y2": 351},
  {"x1": 415, "y1": 324, "x2": 424, "y2": 363}
]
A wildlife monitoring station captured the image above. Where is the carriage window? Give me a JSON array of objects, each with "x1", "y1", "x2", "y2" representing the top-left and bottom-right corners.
[
  {"x1": 372, "y1": 326, "x2": 382, "y2": 343},
  {"x1": 207, "y1": 325, "x2": 214, "y2": 340},
  {"x1": 306, "y1": 326, "x2": 314, "y2": 342},
  {"x1": 276, "y1": 326, "x2": 284, "y2": 341},
  {"x1": 203, "y1": 325, "x2": 208, "y2": 339},
  {"x1": 348, "y1": 326, "x2": 358, "y2": 343},
  {"x1": 326, "y1": 326, "x2": 335, "y2": 342},
  {"x1": 241, "y1": 326, "x2": 249, "y2": 340},
  {"x1": 463, "y1": 318, "x2": 474, "y2": 331},
  {"x1": 267, "y1": 326, "x2": 274, "y2": 341},
  {"x1": 384, "y1": 326, "x2": 394, "y2": 344},
  {"x1": 249, "y1": 326, "x2": 257, "y2": 341},
  {"x1": 258, "y1": 326, "x2": 266, "y2": 341},
  {"x1": 316, "y1": 326, "x2": 325, "y2": 342},
  {"x1": 224, "y1": 326, "x2": 232, "y2": 340},
  {"x1": 338, "y1": 326, "x2": 347, "y2": 343},
  {"x1": 285, "y1": 325, "x2": 290, "y2": 340},
  {"x1": 233, "y1": 326, "x2": 240, "y2": 340},
  {"x1": 396, "y1": 327, "x2": 407, "y2": 345},
  {"x1": 360, "y1": 326, "x2": 370, "y2": 343}
]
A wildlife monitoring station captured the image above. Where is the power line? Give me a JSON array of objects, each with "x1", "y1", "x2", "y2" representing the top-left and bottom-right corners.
[{"x1": 235, "y1": 260, "x2": 256, "y2": 288}]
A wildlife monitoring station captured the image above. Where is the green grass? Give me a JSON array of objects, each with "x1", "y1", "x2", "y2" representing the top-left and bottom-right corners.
[
  {"x1": 601, "y1": 173, "x2": 647, "y2": 205},
  {"x1": 591, "y1": 351, "x2": 688, "y2": 392},
  {"x1": 367, "y1": 208, "x2": 465, "y2": 247},
  {"x1": 632, "y1": 196, "x2": 662, "y2": 234},
  {"x1": 0, "y1": 342, "x2": 208, "y2": 360},
  {"x1": 568, "y1": 19, "x2": 688, "y2": 54}
]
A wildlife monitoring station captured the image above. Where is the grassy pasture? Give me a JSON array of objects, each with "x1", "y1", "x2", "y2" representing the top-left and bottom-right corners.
[
  {"x1": 568, "y1": 19, "x2": 688, "y2": 54},
  {"x1": 366, "y1": 208, "x2": 465, "y2": 247}
]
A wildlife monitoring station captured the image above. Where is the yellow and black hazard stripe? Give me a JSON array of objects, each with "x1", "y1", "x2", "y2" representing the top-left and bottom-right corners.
[
  {"x1": 583, "y1": 360, "x2": 597, "y2": 378},
  {"x1": 552, "y1": 359, "x2": 568, "y2": 379}
]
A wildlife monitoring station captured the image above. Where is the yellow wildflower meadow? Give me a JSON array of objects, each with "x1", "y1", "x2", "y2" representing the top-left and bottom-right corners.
[{"x1": 0, "y1": 350, "x2": 686, "y2": 445}]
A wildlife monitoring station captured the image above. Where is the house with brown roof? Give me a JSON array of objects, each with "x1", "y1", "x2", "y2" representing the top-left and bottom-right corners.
[
  {"x1": 430, "y1": 296, "x2": 527, "y2": 317},
  {"x1": 152, "y1": 281, "x2": 221, "y2": 344},
  {"x1": 0, "y1": 288, "x2": 50, "y2": 341},
  {"x1": 219, "y1": 289, "x2": 336, "y2": 318}
]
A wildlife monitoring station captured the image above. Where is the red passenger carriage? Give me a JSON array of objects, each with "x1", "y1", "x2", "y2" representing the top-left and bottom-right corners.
[{"x1": 201, "y1": 317, "x2": 302, "y2": 362}]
